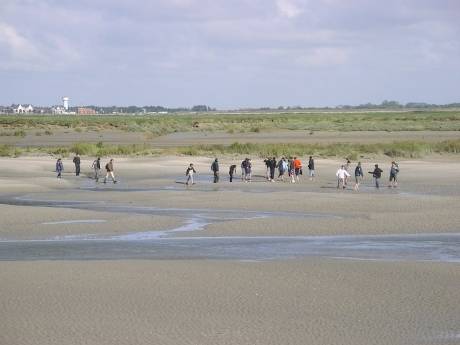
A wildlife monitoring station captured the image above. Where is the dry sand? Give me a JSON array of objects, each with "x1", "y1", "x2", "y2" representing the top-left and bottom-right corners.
[{"x1": 0, "y1": 156, "x2": 459, "y2": 345}]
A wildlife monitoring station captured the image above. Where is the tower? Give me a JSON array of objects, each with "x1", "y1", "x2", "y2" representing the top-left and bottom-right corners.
[{"x1": 62, "y1": 97, "x2": 69, "y2": 111}]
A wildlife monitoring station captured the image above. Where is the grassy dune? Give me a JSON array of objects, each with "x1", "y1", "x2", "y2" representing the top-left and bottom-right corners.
[
  {"x1": 1, "y1": 140, "x2": 459, "y2": 159},
  {"x1": 1, "y1": 111, "x2": 460, "y2": 135}
]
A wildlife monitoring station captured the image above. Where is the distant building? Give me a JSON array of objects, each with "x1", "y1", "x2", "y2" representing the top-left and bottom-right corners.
[
  {"x1": 0, "y1": 106, "x2": 12, "y2": 114},
  {"x1": 13, "y1": 104, "x2": 34, "y2": 114},
  {"x1": 52, "y1": 106, "x2": 66, "y2": 114},
  {"x1": 77, "y1": 107, "x2": 97, "y2": 115}
]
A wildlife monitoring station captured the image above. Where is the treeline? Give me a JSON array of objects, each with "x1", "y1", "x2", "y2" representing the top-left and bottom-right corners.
[
  {"x1": 336, "y1": 100, "x2": 460, "y2": 110},
  {"x1": 66, "y1": 104, "x2": 215, "y2": 114}
]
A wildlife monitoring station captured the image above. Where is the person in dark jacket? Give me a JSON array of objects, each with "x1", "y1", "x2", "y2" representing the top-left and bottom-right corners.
[
  {"x1": 211, "y1": 158, "x2": 219, "y2": 183},
  {"x1": 229, "y1": 164, "x2": 236, "y2": 182},
  {"x1": 308, "y1": 156, "x2": 315, "y2": 181},
  {"x1": 92, "y1": 157, "x2": 101, "y2": 182},
  {"x1": 368, "y1": 164, "x2": 383, "y2": 188},
  {"x1": 268, "y1": 157, "x2": 277, "y2": 182},
  {"x1": 354, "y1": 162, "x2": 364, "y2": 191},
  {"x1": 55, "y1": 158, "x2": 64, "y2": 178},
  {"x1": 73, "y1": 154, "x2": 81, "y2": 176}
]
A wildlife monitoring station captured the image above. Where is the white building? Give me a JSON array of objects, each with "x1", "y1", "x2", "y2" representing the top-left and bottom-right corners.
[
  {"x1": 52, "y1": 106, "x2": 66, "y2": 114},
  {"x1": 13, "y1": 105, "x2": 34, "y2": 114}
]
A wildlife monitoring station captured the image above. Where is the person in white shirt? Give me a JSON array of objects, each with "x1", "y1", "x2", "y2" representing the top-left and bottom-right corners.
[{"x1": 336, "y1": 165, "x2": 350, "y2": 189}]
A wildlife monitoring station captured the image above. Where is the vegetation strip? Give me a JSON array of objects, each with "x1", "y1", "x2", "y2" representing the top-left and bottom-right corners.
[
  {"x1": 1, "y1": 111, "x2": 460, "y2": 136},
  {"x1": 1, "y1": 140, "x2": 459, "y2": 159}
]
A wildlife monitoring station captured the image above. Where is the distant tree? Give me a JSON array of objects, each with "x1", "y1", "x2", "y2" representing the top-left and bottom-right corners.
[
  {"x1": 192, "y1": 105, "x2": 211, "y2": 112},
  {"x1": 380, "y1": 100, "x2": 402, "y2": 108}
]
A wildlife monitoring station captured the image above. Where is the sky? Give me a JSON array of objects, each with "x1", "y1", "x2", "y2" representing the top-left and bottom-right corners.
[{"x1": 0, "y1": 0, "x2": 459, "y2": 108}]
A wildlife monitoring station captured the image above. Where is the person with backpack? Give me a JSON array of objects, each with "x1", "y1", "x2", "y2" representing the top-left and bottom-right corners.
[
  {"x1": 354, "y1": 162, "x2": 364, "y2": 191},
  {"x1": 185, "y1": 163, "x2": 196, "y2": 186},
  {"x1": 55, "y1": 158, "x2": 64, "y2": 179},
  {"x1": 229, "y1": 164, "x2": 237, "y2": 182},
  {"x1": 368, "y1": 164, "x2": 383, "y2": 189},
  {"x1": 103, "y1": 158, "x2": 117, "y2": 184},
  {"x1": 91, "y1": 157, "x2": 101, "y2": 182},
  {"x1": 73, "y1": 153, "x2": 81, "y2": 176},
  {"x1": 211, "y1": 158, "x2": 219, "y2": 183},
  {"x1": 308, "y1": 156, "x2": 315, "y2": 181},
  {"x1": 388, "y1": 161, "x2": 400, "y2": 188}
]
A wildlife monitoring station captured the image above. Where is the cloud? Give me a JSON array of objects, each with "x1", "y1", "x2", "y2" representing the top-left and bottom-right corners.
[
  {"x1": 0, "y1": 23, "x2": 46, "y2": 70},
  {"x1": 0, "y1": 0, "x2": 459, "y2": 106},
  {"x1": 276, "y1": 0, "x2": 304, "y2": 18}
]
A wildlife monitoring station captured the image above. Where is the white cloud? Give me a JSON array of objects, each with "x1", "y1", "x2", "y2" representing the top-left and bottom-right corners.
[
  {"x1": 276, "y1": 0, "x2": 304, "y2": 18},
  {"x1": 0, "y1": 23, "x2": 41, "y2": 58}
]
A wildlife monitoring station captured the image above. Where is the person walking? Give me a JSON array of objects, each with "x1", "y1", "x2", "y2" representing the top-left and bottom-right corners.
[
  {"x1": 354, "y1": 162, "x2": 364, "y2": 191},
  {"x1": 92, "y1": 157, "x2": 101, "y2": 182},
  {"x1": 55, "y1": 158, "x2": 64, "y2": 179},
  {"x1": 245, "y1": 158, "x2": 252, "y2": 182},
  {"x1": 103, "y1": 159, "x2": 117, "y2": 184},
  {"x1": 344, "y1": 159, "x2": 351, "y2": 186},
  {"x1": 211, "y1": 158, "x2": 219, "y2": 183},
  {"x1": 308, "y1": 156, "x2": 315, "y2": 181},
  {"x1": 185, "y1": 163, "x2": 196, "y2": 186},
  {"x1": 293, "y1": 156, "x2": 302, "y2": 182},
  {"x1": 229, "y1": 164, "x2": 236, "y2": 182},
  {"x1": 73, "y1": 154, "x2": 81, "y2": 176},
  {"x1": 277, "y1": 157, "x2": 286, "y2": 181},
  {"x1": 369, "y1": 164, "x2": 383, "y2": 189},
  {"x1": 268, "y1": 157, "x2": 277, "y2": 182},
  {"x1": 288, "y1": 157, "x2": 295, "y2": 183},
  {"x1": 264, "y1": 158, "x2": 271, "y2": 180},
  {"x1": 388, "y1": 161, "x2": 400, "y2": 188},
  {"x1": 336, "y1": 165, "x2": 350, "y2": 189},
  {"x1": 241, "y1": 159, "x2": 247, "y2": 181}
]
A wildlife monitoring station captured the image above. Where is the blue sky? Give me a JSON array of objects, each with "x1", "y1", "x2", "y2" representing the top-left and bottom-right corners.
[{"x1": 0, "y1": 0, "x2": 459, "y2": 107}]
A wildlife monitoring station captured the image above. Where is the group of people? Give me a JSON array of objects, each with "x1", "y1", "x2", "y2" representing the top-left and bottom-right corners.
[
  {"x1": 189, "y1": 156, "x2": 315, "y2": 185},
  {"x1": 55, "y1": 155, "x2": 117, "y2": 184},
  {"x1": 263, "y1": 156, "x2": 315, "y2": 183},
  {"x1": 336, "y1": 160, "x2": 399, "y2": 190},
  {"x1": 185, "y1": 157, "x2": 400, "y2": 190},
  {"x1": 56, "y1": 154, "x2": 399, "y2": 190}
]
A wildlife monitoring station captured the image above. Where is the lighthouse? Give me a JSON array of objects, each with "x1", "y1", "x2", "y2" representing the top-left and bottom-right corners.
[{"x1": 62, "y1": 97, "x2": 70, "y2": 111}]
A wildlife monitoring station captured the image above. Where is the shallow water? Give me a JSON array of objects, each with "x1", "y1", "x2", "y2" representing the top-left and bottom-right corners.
[
  {"x1": 1, "y1": 233, "x2": 459, "y2": 263},
  {"x1": 1, "y1": 194, "x2": 459, "y2": 263}
]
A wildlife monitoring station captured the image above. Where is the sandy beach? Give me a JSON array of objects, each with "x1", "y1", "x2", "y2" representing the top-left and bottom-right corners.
[{"x1": 1, "y1": 155, "x2": 459, "y2": 344}]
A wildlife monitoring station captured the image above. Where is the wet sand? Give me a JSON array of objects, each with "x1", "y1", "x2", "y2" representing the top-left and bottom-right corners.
[
  {"x1": 0, "y1": 156, "x2": 459, "y2": 344},
  {"x1": 1, "y1": 260, "x2": 459, "y2": 345}
]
